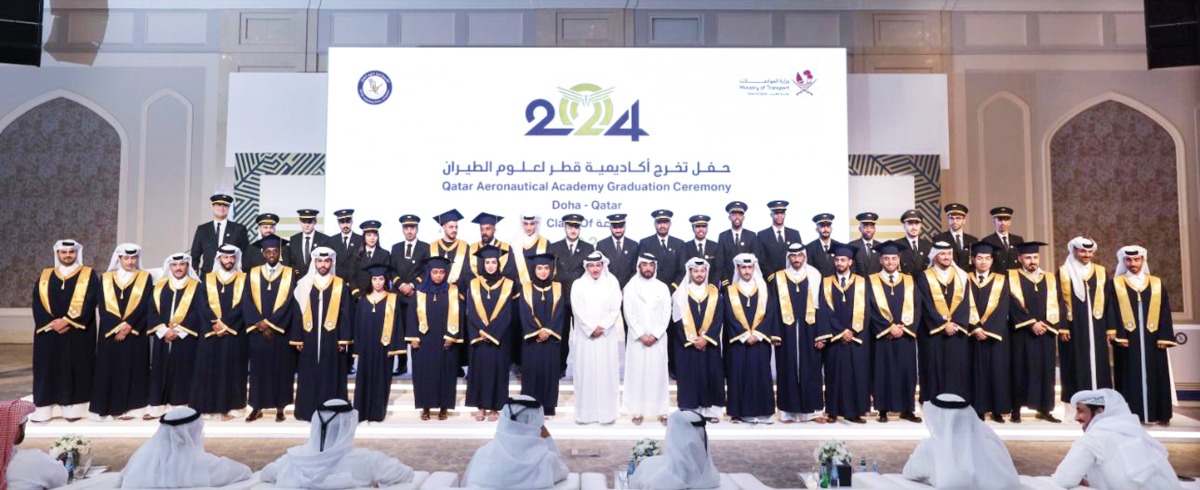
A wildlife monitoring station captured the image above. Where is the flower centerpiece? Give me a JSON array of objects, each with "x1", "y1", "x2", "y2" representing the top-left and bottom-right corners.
[
  {"x1": 813, "y1": 439, "x2": 851, "y2": 466},
  {"x1": 627, "y1": 438, "x2": 662, "y2": 474},
  {"x1": 49, "y1": 434, "x2": 90, "y2": 482}
]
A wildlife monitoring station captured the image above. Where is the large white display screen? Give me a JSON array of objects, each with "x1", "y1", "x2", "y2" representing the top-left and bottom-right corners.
[{"x1": 326, "y1": 48, "x2": 848, "y2": 247}]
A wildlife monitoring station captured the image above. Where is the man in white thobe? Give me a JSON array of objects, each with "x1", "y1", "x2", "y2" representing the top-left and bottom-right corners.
[
  {"x1": 623, "y1": 253, "x2": 673, "y2": 425},
  {"x1": 1052, "y1": 389, "x2": 1181, "y2": 489},
  {"x1": 463, "y1": 395, "x2": 569, "y2": 489},
  {"x1": 261, "y1": 399, "x2": 414, "y2": 489},
  {"x1": 630, "y1": 410, "x2": 720, "y2": 490},
  {"x1": 3, "y1": 399, "x2": 67, "y2": 490},
  {"x1": 571, "y1": 251, "x2": 624, "y2": 425},
  {"x1": 902, "y1": 393, "x2": 1021, "y2": 490},
  {"x1": 120, "y1": 406, "x2": 252, "y2": 488}
]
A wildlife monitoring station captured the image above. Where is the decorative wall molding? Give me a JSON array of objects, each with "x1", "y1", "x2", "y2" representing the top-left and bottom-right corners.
[
  {"x1": 848, "y1": 154, "x2": 942, "y2": 240},
  {"x1": 975, "y1": 91, "x2": 1033, "y2": 238}
]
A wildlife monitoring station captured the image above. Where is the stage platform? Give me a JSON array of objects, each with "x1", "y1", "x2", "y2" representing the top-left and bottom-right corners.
[{"x1": 23, "y1": 379, "x2": 1200, "y2": 443}]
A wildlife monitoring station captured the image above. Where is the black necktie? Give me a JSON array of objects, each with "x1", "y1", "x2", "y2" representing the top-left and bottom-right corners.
[
  {"x1": 840, "y1": 276, "x2": 846, "y2": 288},
  {"x1": 569, "y1": 243, "x2": 575, "y2": 256},
  {"x1": 955, "y1": 234, "x2": 963, "y2": 250},
  {"x1": 911, "y1": 239, "x2": 918, "y2": 253},
  {"x1": 777, "y1": 230, "x2": 784, "y2": 245},
  {"x1": 304, "y1": 236, "x2": 311, "y2": 264},
  {"x1": 865, "y1": 241, "x2": 872, "y2": 257},
  {"x1": 215, "y1": 222, "x2": 223, "y2": 246},
  {"x1": 698, "y1": 242, "x2": 704, "y2": 256},
  {"x1": 405, "y1": 243, "x2": 413, "y2": 259},
  {"x1": 617, "y1": 239, "x2": 622, "y2": 250},
  {"x1": 661, "y1": 238, "x2": 667, "y2": 249},
  {"x1": 344, "y1": 236, "x2": 349, "y2": 249},
  {"x1": 734, "y1": 232, "x2": 740, "y2": 244},
  {"x1": 1001, "y1": 236, "x2": 1010, "y2": 249},
  {"x1": 367, "y1": 250, "x2": 372, "y2": 260},
  {"x1": 888, "y1": 273, "x2": 895, "y2": 283},
  {"x1": 824, "y1": 244, "x2": 829, "y2": 255}
]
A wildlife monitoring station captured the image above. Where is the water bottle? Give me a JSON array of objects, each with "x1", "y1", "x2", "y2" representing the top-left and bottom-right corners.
[
  {"x1": 831, "y1": 461, "x2": 840, "y2": 487},
  {"x1": 872, "y1": 459, "x2": 880, "y2": 473},
  {"x1": 859, "y1": 456, "x2": 867, "y2": 473},
  {"x1": 819, "y1": 462, "x2": 830, "y2": 488}
]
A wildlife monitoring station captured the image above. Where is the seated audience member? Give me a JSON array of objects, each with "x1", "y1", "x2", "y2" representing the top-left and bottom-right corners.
[
  {"x1": 1052, "y1": 389, "x2": 1181, "y2": 489},
  {"x1": 260, "y1": 399, "x2": 413, "y2": 489},
  {"x1": 120, "y1": 407, "x2": 252, "y2": 488},
  {"x1": 2, "y1": 400, "x2": 68, "y2": 490},
  {"x1": 902, "y1": 393, "x2": 1021, "y2": 490},
  {"x1": 630, "y1": 410, "x2": 720, "y2": 490},
  {"x1": 463, "y1": 395, "x2": 569, "y2": 489}
]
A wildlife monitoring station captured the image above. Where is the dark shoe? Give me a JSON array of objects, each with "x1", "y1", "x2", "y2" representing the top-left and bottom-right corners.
[
  {"x1": 437, "y1": 409, "x2": 449, "y2": 420},
  {"x1": 246, "y1": 409, "x2": 263, "y2": 422},
  {"x1": 1010, "y1": 412, "x2": 1022, "y2": 423},
  {"x1": 1035, "y1": 411, "x2": 1061, "y2": 423},
  {"x1": 420, "y1": 409, "x2": 431, "y2": 421},
  {"x1": 877, "y1": 413, "x2": 889, "y2": 423},
  {"x1": 846, "y1": 416, "x2": 867, "y2": 424},
  {"x1": 275, "y1": 411, "x2": 286, "y2": 423},
  {"x1": 899, "y1": 412, "x2": 923, "y2": 423},
  {"x1": 991, "y1": 413, "x2": 1005, "y2": 423}
]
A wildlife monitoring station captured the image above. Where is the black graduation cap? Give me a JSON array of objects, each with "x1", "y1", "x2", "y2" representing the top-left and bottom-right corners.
[
  {"x1": 561, "y1": 214, "x2": 584, "y2": 226},
  {"x1": 767, "y1": 200, "x2": 789, "y2": 212},
  {"x1": 1015, "y1": 241, "x2": 1047, "y2": 255},
  {"x1": 855, "y1": 212, "x2": 879, "y2": 224},
  {"x1": 399, "y1": 214, "x2": 421, "y2": 226},
  {"x1": 359, "y1": 220, "x2": 382, "y2": 233},
  {"x1": 831, "y1": 243, "x2": 858, "y2": 259},
  {"x1": 689, "y1": 214, "x2": 710, "y2": 225},
  {"x1": 258, "y1": 236, "x2": 282, "y2": 249},
  {"x1": 334, "y1": 209, "x2": 355, "y2": 221},
  {"x1": 472, "y1": 212, "x2": 503, "y2": 226},
  {"x1": 651, "y1": 209, "x2": 673, "y2": 221},
  {"x1": 527, "y1": 252, "x2": 556, "y2": 266},
  {"x1": 362, "y1": 263, "x2": 396, "y2": 278},
  {"x1": 900, "y1": 210, "x2": 922, "y2": 223},
  {"x1": 725, "y1": 201, "x2": 747, "y2": 213},
  {"x1": 473, "y1": 244, "x2": 507, "y2": 258},
  {"x1": 210, "y1": 193, "x2": 234, "y2": 206},
  {"x1": 297, "y1": 209, "x2": 320, "y2": 221},
  {"x1": 874, "y1": 239, "x2": 909, "y2": 256},
  {"x1": 433, "y1": 209, "x2": 464, "y2": 225},
  {"x1": 990, "y1": 206, "x2": 1014, "y2": 218},
  {"x1": 812, "y1": 213, "x2": 835, "y2": 225},
  {"x1": 257, "y1": 213, "x2": 279, "y2": 225},
  {"x1": 423, "y1": 255, "x2": 452, "y2": 270},
  {"x1": 971, "y1": 241, "x2": 997, "y2": 256},
  {"x1": 944, "y1": 202, "x2": 969, "y2": 216},
  {"x1": 606, "y1": 214, "x2": 627, "y2": 225}
]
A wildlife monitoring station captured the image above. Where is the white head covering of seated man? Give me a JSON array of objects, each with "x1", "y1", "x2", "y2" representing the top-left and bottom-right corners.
[
  {"x1": 262, "y1": 399, "x2": 413, "y2": 489},
  {"x1": 463, "y1": 395, "x2": 569, "y2": 489},
  {"x1": 1052, "y1": 389, "x2": 1181, "y2": 490},
  {"x1": 630, "y1": 410, "x2": 720, "y2": 490},
  {"x1": 902, "y1": 394, "x2": 1020, "y2": 490},
  {"x1": 120, "y1": 407, "x2": 251, "y2": 488}
]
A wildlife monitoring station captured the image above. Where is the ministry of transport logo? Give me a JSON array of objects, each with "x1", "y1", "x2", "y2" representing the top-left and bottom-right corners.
[{"x1": 358, "y1": 70, "x2": 392, "y2": 105}]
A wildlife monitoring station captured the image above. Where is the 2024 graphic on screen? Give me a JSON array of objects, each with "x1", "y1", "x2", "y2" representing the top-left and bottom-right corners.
[{"x1": 525, "y1": 83, "x2": 649, "y2": 141}]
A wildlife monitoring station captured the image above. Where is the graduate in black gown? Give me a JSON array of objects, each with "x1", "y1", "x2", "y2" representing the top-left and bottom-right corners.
[
  {"x1": 242, "y1": 236, "x2": 297, "y2": 423},
  {"x1": 289, "y1": 247, "x2": 352, "y2": 421},
  {"x1": 430, "y1": 209, "x2": 471, "y2": 287},
  {"x1": 147, "y1": 253, "x2": 205, "y2": 418},
  {"x1": 1056, "y1": 236, "x2": 1114, "y2": 402},
  {"x1": 517, "y1": 253, "x2": 565, "y2": 416},
  {"x1": 405, "y1": 256, "x2": 464, "y2": 421},
  {"x1": 867, "y1": 240, "x2": 922, "y2": 423},
  {"x1": 31, "y1": 240, "x2": 99, "y2": 422},
  {"x1": 916, "y1": 242, "x2": 972, "y2": 402},
  {"x1": 723, "y1": 253, "x2": 778, "y2": 424},
  {"x1": 966, "y1": 242, "x2": 1012, "y2": 422},
  {"x1": 1007, "y1": 241, "x2": 1063, "y2": 423},
  {"x1": 816, "y1": 244, "x2": 871, "y2": 424},
  {"x1": 352, "y1": 264, "x2": 406, "y2": 422},
  {"x1": 671, "y1": 257, "x2": 726, "y2": 423},
  {"x1": 90, "y1": 244, "x2": 152, "y2": 421},
  {"x1": 769, "y1": 244, "x2": 824, "y2": 423},
  {"x1": 1110, "y1": 245, "x2": 1177, "y2": 425},
  {"x1": 464, "y1": 245, "x2": 518, "y2": 421},
  {"x1": 191, "y1": 245, "x2": 249, "y2": 419}
]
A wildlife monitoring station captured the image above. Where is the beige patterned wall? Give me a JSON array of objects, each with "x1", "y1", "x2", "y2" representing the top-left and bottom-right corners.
[
  {"x1": 1050, "y1": 100, "x2": 1183, "y2": 311},
  {"x1": 0, "y1": 98, "x2": 120, "y2": 308}
]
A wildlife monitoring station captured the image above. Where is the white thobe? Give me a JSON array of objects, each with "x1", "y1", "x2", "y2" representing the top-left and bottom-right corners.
[
  {"x1": 570, "y1": 275, "x2": 623, "y2": 424},
  {"x1": 622, "y1": 277, "x2": 672, "y2": 417},
  {"x1": 1051, "y1": 431, "x2": 1181, "y2": 490},
  {"x1": 261, "y1": 448, "x2": 414, "y2": 489},
  {"x1": 5, "y1": 449, "x2": 68, "y2": 490}
]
